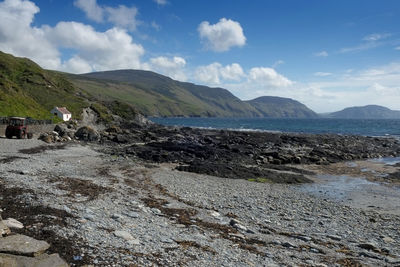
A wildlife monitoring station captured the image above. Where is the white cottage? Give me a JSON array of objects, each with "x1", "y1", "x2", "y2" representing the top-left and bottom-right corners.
[{"x1": 51, "y1": 107, "x2": 72, "y2": 121}]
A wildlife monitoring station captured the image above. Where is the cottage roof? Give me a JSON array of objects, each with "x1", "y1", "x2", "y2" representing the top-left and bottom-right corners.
[{"x1": 55, "y1": 107, "x2": 71, "y2": 115}]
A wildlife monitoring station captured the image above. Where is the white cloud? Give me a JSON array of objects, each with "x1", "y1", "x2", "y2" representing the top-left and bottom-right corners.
[
  {"x1": 339, "y1": 42, "x2": 380, "y2": 53},
  {"x1": 145, "y1": 56, "x2": 187, "y2": 81},
  {"x1": 248, "y1": 67, "x2": 293, "y2": 87},
  {"x1": 62, "y1": 55, "x2": 93, "y2": 73},
  {"x1": 340, "y1": 32, "x2": 392, "y2": 54},
  {"x1": 74, "y1": 0, "x2": 103, "y2": 22},
  {"x1": 362, "y1": 33, "x2": 391, "y2": 42},
  {"x1": 195, "y1": 63, "x2": 245, "y2": 84},
  {"x1": 153, "y1": 0, "x2": 168, "y2": 6},
  {"x1": 48, "y1": 22, "x2": 145, "y2": 72},
  {"x1": 0, "y1": 0, "x2": 61, "y2": 69},
  {"x1": 74, "y1": 0, "x2": 139, "y2": 31},
  {"x1": 151, "y1": 21, "x2": 161, "y2": 31},
  {"x1": 314, "y1": 72, "x2": 332, "y2": 77},
  {"x1": 314, "y1": 51, "x2": 328, "y2": 57},
  {"x1": 198, "y1": 18, "x2": 246, "y2": 52},
  {"x1": 395, "y1": 46, "x2": 400, "y2": 50},
  {"x1": 105, "y1": 5, "x2": 139, "y2": 31},
  {"x1": 0, "y1": 0, "x2": 145, "y2": 73}
]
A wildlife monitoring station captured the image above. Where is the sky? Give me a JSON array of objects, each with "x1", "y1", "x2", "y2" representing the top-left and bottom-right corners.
[{"x1": 1, "y1": 0, "x2": 400, "y2": 113}]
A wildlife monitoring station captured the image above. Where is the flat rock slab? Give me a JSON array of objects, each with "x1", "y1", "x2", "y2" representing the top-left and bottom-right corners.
[
  {"x1": 0, "y1": 252, "x2": 68, "y2": 267},
  {"x1": 3, "y1": 218, "x2": 24, "y2": 229},
  {"x1": 0, "y1": 234, "x2": 50, "y2": 256}
]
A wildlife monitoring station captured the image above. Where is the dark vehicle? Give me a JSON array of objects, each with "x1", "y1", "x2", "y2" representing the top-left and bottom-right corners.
[{"x1": 5, "y1": 117, "x2": 33, "y2": 139}]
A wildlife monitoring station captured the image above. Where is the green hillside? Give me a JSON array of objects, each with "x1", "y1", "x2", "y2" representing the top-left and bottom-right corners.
[
  {"x1": 69, "y1": 70, "x2": 262, "y2": 117},
  {"x1": 0, "y1": 51, "x2": 319, "y2": 120},
  {"x1": 0, "y1": 51, "x2": 88, "y2": 119},
  {"x1": 246, "y1": 96, "x2": 318, "y2": 118}
]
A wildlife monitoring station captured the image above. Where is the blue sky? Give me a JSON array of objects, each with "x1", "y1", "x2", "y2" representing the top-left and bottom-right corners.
[{"x1": 1, "y1": 0, "x2": 400, "y2": 112}]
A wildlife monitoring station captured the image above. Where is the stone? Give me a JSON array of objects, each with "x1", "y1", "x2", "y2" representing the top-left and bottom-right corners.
[
  {"x1": 0, "y1": 253, "x2": 68, "y2": 267},
  {"x1": 282, "y1": 241, "x2": 297, "y2": 248},
  {"x1": 75, "y1": 126, "x2": 99, "y2": 142},
  {"x1": 358, "y1": 242, "x2": 378, "y2": 251},
  {"x1": 382, "y1": 236, "x2": 394, "y2": 243},
  {"x1": 123, "y1": 211, "x2": 139, "y2": 218},
  {"x1": 151, "y1": 208, "x2": 162, "y2": 215},
  {"x1": 114, "y1": 231, "x2": 134, "y2": 241},
  {"x1": 326, "y1": 234, "x2": 341, "y2": 241},
  {"x1": 0, "y1": 234, "x2": 50, "y2": 256},
  {"x1": 111, "y1": 214, "x2": 124, "y2": 220},
  {"x1": 0, "y1": 221, "x2": 10, "y2": 237},
  {"x1": 210, "y1": 211, "x2": 220, "y2": 217},
  {"x1": 233, "y1": 223, "x2": 247, "y2": 232},
  {"x1": 127, "y1": 239, "x2": 140, "y2": 245},
  {"x1": 84, "y1": 214, "x2": 96, "y2": 221},
  {"x1": 160, "y1": 237, "x2": 174, "y2": 244},
  {"x1": 3, "y1": 218, "x2": 24, "y2": 229}
]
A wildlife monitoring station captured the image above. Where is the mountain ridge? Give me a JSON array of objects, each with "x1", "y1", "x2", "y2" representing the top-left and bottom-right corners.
[
  {"x1": 327, "y1": 105, "x2": 400, "y2": 119},
  {"x1": 246, "y1": 96, "x2": 318, "y2": 118}
]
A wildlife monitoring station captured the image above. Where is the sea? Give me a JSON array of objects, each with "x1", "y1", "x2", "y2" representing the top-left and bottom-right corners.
[{"x1": 149, "y1": 117, "x2": 400, "y2": 137}]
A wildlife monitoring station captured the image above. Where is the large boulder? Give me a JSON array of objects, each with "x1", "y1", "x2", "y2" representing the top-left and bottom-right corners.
[{"x1": 75, "y1": 126, "x2": 100, "y2": 141}]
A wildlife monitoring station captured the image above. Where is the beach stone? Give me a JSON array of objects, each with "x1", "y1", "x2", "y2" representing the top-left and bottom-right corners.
[
  {"x1": 382, "y1": 236, "x2": 394, "y2": 243},
  {"x1": 210, "y1": 211, "x2": 220, "y2": 217},
  {"x1": 0, "y1": 234, "x2": 50, "y2": 256},
  {"x1": 123, "y1": 211, "x2": 139, "y2": 218},
  {"x1": 326, "y1": 234, "x2": 341, "y2": 241},
  {"x1": 0, "y1": 252, "x2": 68, "y2": 267},
  {"x1": 127, "y1": 239, "x2": 140, "y2": 245},
  {"x1": 282, "y1": 241, "x2": 297, "y2": 248},
  {"x1": 358, "y1": 242, "x2": 378, "y2": 250},
  {"x1": 3, "y1": 218, "x2": 24, "y2": 229},
  {"x1": 0, "y1": 221, "x2": 10, "y2": 236},
  {"x1": 114, "y1": 231, "x2": 134, "y2": 241}
]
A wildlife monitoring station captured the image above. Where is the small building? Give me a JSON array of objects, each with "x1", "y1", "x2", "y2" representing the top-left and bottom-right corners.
[{"x1": 51, "y1": 107, "x2": 72, "y2": 121}]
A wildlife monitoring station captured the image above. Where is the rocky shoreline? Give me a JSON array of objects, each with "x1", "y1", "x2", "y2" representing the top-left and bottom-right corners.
[{"x1": 0, "y1": 123, "x2": 400, "y2": 266}]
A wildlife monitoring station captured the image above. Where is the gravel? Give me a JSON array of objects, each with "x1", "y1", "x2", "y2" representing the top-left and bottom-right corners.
[{"x1": 0, "y1": 138, "x2": 399, "y2": 266}]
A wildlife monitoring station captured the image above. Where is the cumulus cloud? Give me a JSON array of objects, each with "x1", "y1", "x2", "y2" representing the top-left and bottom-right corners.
[
  {"x1": 0, "y1": 0, "x2": 145, "y2": 73},
  {"x1": 198, "y1": 18, "x2": 246, "y2": 52},
  {"x1": 74, "y1": 0, "x2": 139, "y2": 31},
  {"x1": 105, "y1": 5, "x2": 139, "y2": 31},
  {"x1": 248, "y1": 67, "x2": 293, "y2": 87},
  {"x1": 48, "y1": 22, "x2": 145, "y2": 72},
  {"x1": 195, "y1": 63, "x2": 244, "y2": 84},
  {"x1": 0, "y1": 0, "x2": 61, "y2": 69},
  {"x1": 145, "y1": 56, "x2": 187, "y2": 81},
  {"x1": 314, "y1": 51, "x2": 328, "y2": 57},
  {"x1": 74, "y1": 0, "x2": 103, "y2": 22}
]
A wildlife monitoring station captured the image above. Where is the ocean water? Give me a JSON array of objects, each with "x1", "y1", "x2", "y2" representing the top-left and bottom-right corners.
[{"x1": 149, "y1": 117, "x2": 400, "y2": 137}]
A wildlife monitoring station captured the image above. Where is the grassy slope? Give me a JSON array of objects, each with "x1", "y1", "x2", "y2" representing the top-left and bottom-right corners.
[
  {"x1": 0, "y1": 51, "x2": 89, "y2": 119},
  {"x1": 69, "y1": 70, "x2": 262, "y2": 117}
]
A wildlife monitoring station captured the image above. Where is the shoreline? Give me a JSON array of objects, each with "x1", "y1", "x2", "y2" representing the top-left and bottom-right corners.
[{"x1": 1, "y1": 124, "x2": 400, "y2": 265}]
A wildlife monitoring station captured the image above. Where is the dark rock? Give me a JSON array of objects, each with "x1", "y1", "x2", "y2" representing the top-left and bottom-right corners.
[{"x1": 75, "y1": 126, "x2": 99, "y2": 141}]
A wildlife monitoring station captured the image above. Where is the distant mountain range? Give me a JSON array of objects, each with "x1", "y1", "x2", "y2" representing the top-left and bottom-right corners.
[
  {"x1": 326, "y1": 105, "x2": 400, "y2": 119},
  {"x1": 69, "y1": 69, "x2": 317, "y2": 118}
]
